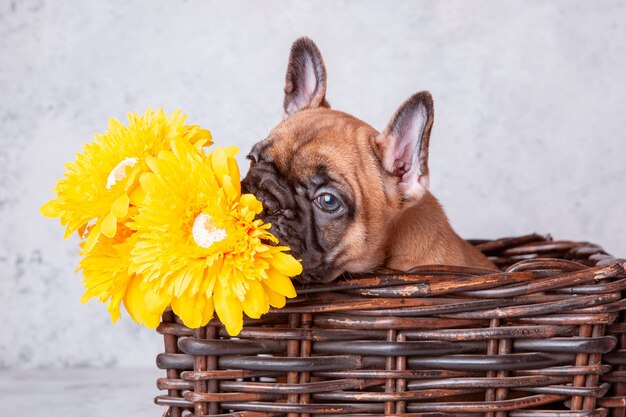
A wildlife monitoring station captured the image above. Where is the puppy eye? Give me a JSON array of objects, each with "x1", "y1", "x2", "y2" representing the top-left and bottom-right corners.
[
  {"x1": 246, "y1": 154, "x2": 257, "y2": 166},
  {"x1": 314, "y1": 193, "x2": 342, "y2": 213}
]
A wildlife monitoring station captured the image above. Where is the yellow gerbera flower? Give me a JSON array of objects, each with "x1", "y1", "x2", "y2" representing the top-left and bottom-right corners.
[
  {"x1": 40, "y1": 109, "x2": 212, "y2": 253},
  {"x1": 131, "y1": 138, "x2": 302, "y2": 335}
]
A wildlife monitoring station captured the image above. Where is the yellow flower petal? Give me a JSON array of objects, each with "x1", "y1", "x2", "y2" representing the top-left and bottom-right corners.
[
  {"x1": 108, "y1": 117, "x2": 125, "y2": 132},
  {"x1": 201, "y1": 298, "x2": 215, "y2": 325},
  {"x1": 129, "y1": 184, "x2": 146, "y2": 206},
  {"x1": 211, "y1": 148, "x2": 228, "y2": 185},
  {"x1": 106, "y1": 297, "x2": 123, "y2": 323},
  {"x1": 227, "y1": 157, "x2": 241, "y2": 196},
  {"x1": 83, "y1": 223, "x2": 101, "y2": 253},
  {"x1": 142, "y1": 310, "x2": 163, "y2": 329},
  {"x1": 139, "y1": 171, "x2": 159, "y2": 194},
  {"x1": 214, "y1": 283, "x2": 243, "y2": 336},
  {"x1": 262, "y1": 283, "x2": 287, "y2": 309},
  {"x1": 40, "y1": 200, "x2": 58, "y2": 218},
  {"x1": 270, "y1": 252, "x2": 303, "y2": 276},
  {"x1": 173, "y1": 291, "x2": 203, "y2": 329},
  {"x1": 170, "y1": 297, "x2": 182, "y2": 321},
  {"x1": 123, "y1": 275, "x2": 146, "y2": 325},
  {"x1": 264, "y1": 269, "x2": 297, "y2": 298},
  {"x1": 224, "y1": 146, "x2": 239, "y2": 158},
  {"x1": 111, "y1": 193, "x2": 130, "y2": 218},
  {"x1": 126, "y1": 280, "x2": 164, "y2": 329},
  {"x1": 191, "y1": 128, "x2": 212, "y2": 143},
  {"x1": 143, "y1": 286, "x2": 170, "y2": 325},
  {"x1": 192, "y1": 139, "x2": 210, "y2": 152},
  {"x1": 221, "y1": 175, "x2": 239, "y2": 202},
  {"x1": 242, "y1": 280, "x2": 269, "y2": 319},
  {"x1": 101, "y1": 211, "x2": 118, "y2": 238},
  {"x1": 239, "y1": 194, "x2": 263, "y2": 214}
]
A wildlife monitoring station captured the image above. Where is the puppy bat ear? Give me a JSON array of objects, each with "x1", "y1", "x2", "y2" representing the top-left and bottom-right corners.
[
  {"x1": 283, "y1": 37, "x2": 330, "y2": 118},
  {"x1": 374, "y1": 91, "x2": 434, "y2": 203}
]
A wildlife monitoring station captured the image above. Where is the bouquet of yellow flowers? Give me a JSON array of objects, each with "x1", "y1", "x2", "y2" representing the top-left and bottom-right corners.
[{"x1": 41, "y1": 109, "x2": 302, "y2": 336}]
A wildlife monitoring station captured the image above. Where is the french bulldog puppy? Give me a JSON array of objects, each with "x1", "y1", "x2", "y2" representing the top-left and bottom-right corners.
[{"x1": 242, "y1": 38, "x2": 495, "y2": 283}]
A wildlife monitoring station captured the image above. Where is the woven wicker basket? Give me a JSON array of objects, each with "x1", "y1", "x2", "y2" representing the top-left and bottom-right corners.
[{"x1": 154, "y1": 234, "x2": 626, "y2": 417}]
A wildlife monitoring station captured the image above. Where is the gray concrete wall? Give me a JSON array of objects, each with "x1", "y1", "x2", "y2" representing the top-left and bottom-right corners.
[{"x1": 1, "y1": 0, "x2": 625, "y2": 369}]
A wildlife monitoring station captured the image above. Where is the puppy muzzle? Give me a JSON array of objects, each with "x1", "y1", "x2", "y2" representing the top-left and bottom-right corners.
[{"x1": 242, "y1": 162, "x2": 336, "y2": 283}]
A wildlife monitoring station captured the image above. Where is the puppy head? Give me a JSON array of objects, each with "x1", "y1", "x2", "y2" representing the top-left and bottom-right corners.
[{"x1": 242, "y1": 38, "x2": 434, "y2": 283}]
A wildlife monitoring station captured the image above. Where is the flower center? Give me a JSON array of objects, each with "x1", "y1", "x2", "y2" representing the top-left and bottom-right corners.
[
  {"x1": 106, "y1": 157, "x2": 139, "y2": 189},
  {"x1": 192, "y1": 212, "x2": 227, "y2": 248}
]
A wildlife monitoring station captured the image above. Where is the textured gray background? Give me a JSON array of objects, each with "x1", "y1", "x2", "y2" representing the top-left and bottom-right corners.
[{"x1": 1, "y1": 0, "x2": 625, "y2": 369}]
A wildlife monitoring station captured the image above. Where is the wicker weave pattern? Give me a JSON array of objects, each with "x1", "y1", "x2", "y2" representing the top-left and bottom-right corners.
[{"x1": 155, "y1": 234, "x2": 626, "y2": 417}]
